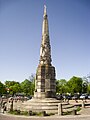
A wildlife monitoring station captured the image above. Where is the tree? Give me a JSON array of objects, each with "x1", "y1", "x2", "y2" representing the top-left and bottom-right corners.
[
  {"x1": 5, "y1": 80, "x2": 21, "y2": 95},
  {"x1": 56, "y1": 80, "x2": 60, "y2": 93},
  {"x1": 82, "y1": 76, "x2": 88, "y2": 93},
  {"x1": 21, "y1": 79, "x2": 34, "y2": 95},
  {"x1": 87, "y1": 83, "x2": 90, "y2": 94},
  {"x1": 56, "y1": 79, "x2": 68, "y2": 94},
  {"x1": 5, "y1": 80, "x2": 19, "y2": 88},
  {"x1": 67, "y1": 76, "x2": 83, "y2": 94},
  {"x1": 9, "y1": 83, "x2": 22, "y2": 95},
  {"x1": 0, "y1": 81, "x2": 6, "y2": 94},
  {"x1": 29, "y1": 74, "x2": 35, "y2": 83}
]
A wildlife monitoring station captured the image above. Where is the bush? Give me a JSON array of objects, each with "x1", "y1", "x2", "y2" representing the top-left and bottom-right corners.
[
  {"x1": 76, "y1": 106, "x2": 81, "y2": 112},
  {"x1": 8, "y1": 110, "x2": 55, "y2": 116},
  {"x1": 21, "y1": 111, "x2": 28, "y2": 116},
  {"x1": 8, "y1": 110, "x2": 19, "y2": 115}
]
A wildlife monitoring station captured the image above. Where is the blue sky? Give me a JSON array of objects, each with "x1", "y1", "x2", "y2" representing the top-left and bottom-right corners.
[{"x1": 0, "y1": 0, "x2": 90, "y2": 83}]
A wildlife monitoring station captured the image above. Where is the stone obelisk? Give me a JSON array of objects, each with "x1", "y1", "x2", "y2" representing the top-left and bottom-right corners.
[
  {"x1": 21, "y1": 6, "x2": 60, "y2": 114},
  {"x1": 34, "y1": 5, "x2": 56, "y2": 99}
]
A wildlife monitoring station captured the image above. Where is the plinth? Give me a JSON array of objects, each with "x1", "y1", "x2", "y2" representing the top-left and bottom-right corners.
[
  {"x1": 34, "y1": 64, "x2": 56, "y2": 99},
  {"x1": 21, "y1": 98, "x2": 61, "y2": 114}
]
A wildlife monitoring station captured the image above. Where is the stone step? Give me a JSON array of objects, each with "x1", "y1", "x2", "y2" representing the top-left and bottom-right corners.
[
  {"x1": 25, "y1": 106, "x2": 58, "y2": 110},
  {"x1": 62, "y1": 104, "x2": 75, "y2": 109},
  {"x1": 22, "y1": 102, "x2": 68, "y2": 106},
  {"x1": 63, "y1": 107, "x2": 76, "y2": 113}
]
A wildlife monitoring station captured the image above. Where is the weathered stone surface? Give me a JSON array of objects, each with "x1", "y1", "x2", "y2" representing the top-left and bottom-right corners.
[
  {"x1": 21, "y1": 98, "x2": 61, "y2": 114},
  {"x1": 34, "y1": 65, "x2": 56, "y2": 98},
  {"x1": 20, "y1": 5, "x2": 57, "y2": 113},
  {"x1": 34, "y1": 5, "x2": 56, "y2": 99}
]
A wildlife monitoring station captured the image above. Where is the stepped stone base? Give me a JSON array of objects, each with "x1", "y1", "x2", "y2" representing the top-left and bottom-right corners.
[{"x1": 20, "y1": 98, "x2": 62, "y2": 114}]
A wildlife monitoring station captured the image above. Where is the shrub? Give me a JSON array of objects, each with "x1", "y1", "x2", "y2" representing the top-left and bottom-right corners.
[{"x1": 76, "y1": 106, "x2": 81, "y2": 111}]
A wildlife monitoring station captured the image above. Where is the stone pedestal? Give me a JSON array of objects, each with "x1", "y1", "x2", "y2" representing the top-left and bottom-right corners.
[
  {"x1": 34, "y1": 64, "x2": 56, "y2": 99},
  {"x1": 21, "y1": 98, "x2": 61, "y2": 114}
]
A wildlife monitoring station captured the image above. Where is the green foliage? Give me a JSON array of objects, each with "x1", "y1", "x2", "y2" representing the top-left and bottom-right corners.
[
  {"x1": 0, "y1": 81, "x2": 6, "y2": 94},
  {"x1": 56, "y1": 76, "x2": 84, "y2": 94},
  {"x1": 21, "y1": 79, "x2": 35, "y2": 95},
  {"x1": 9, "y1": 83, "x2": 22, "y2": 95},
  {"x1": 8, "y1": 110, "x2": 54, "y2": 116},
  {"x1": 5, "y1": 81, "x2": 19, "y2": 88},
  {"x1": 63, "y1": 111, "x2": 71, "y2": 115},
  {"x1": 67, "y1": 76, "x2": 83, "y2": 94},
  {"x1": 82, "y1": 78, "x2": 88, "y2": 93},
  {"x1": 56, "y1": 79, "x2": 68, "y2": 94},
  {"x1": 20, "y1": 74, "x2": 35, "y2": 95},
  {"x1": 87, "y1": 83, "x2": 90, "y2": 94},
  {"x1": 3, "y1": 74, "x2": 35, "y2": 96},
  {"x1": 21, "y1": 111, "x2": 28, "y2": 115},
  {"x1": 5, "y1": 81, "x2": 22, "y2": 95},
  {"x1": 8, "y1": 110, "x2": 20, "y2": 115},
  {"x1": 76, "y1": 106, "x2": 81, "y2": 112},
  {"x1": 1, "y1": 74, "x2": 89, "y2": 96}
]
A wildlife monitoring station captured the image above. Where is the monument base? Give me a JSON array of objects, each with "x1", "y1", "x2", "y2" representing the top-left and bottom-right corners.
[
  {"x1": 35, "y1": 64, "x2": 56, "y2": 99},
  {"x1": 34, "y1": 91, "x2": 56, "y2": 99},
  {"x1": 21, "y1": 98, "x2": 61, "y2": 114}
]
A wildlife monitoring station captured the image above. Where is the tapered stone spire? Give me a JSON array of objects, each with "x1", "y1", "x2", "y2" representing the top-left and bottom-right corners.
[
  {"x1": 40, "y1": 5, "x2": 51, "y2": 65},
  {"x1": 34, "y1": 6, "x2": 56, "y2": 99},
  {"x1": 42, "y1": 5, "x2": 49, "y2": 35},
  {"x1": 44, "y1": 5, "x2": 47, "y2": 16}
]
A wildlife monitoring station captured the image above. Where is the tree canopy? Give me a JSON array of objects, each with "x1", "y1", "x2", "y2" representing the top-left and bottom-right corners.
[
  {"x1": 0, "y1": 81, "x2": 6, "y2": 94},
  {"x1": 56, "y1": 79, "x2": 68, "y2": 94},
  {"x1": 0, "y1": 75, "x2": 90, "y2": 96},
  {"x1": 21, "y1": 79, "x2": 34, "y2": 95},
  {"x1": 56, "y1": 76, "x2": 84, "y2": 94},
  {"x1": 67, "y1": 76, "x2": 83, "y2": 94}
]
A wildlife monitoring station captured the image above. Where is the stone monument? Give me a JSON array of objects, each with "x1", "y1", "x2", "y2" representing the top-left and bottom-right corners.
[
  {"x1": 34, "y1": 5, "x2": 56, "y2": 99},
  {"x1": 21, "y1": 5, "x2": 61, "y2": 114}
]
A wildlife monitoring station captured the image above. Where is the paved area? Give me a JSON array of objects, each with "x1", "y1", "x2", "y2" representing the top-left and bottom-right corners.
[
  {"x1": 0, "y1": 114, "x2": 90, "y2": 120},
  {"x1": 78, "y1": 107, "x2": 90, "y2": 115},
  {"x1": 1, "y1": 99, "x2": 90, "y2": 120},
  {"x1": 1, "y1": 112, "x2": 90, "y2": 120}
]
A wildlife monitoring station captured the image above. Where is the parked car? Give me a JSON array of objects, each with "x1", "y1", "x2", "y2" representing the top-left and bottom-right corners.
[
  {"x1": 72, "y1": 94, "x2": 80, "y2": 100},
  {"x1": 56, "y1": 94, "x2": 63, "y2": 100},
  {"x1": 79, "y1": 94, "x2": 88, "y2": 100},
  {"x1": 62, "y1": 95, "x2": 68, "y2": 100},
  {"x1": 88, "y1": 95, "x2": 90, "y2": 99},
  {"x1": 67, "y1": 95, "x2": 72, "y2": 100},
  {"x1": 2, "y1": 96, "x2": 7, "y2": 99}
]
